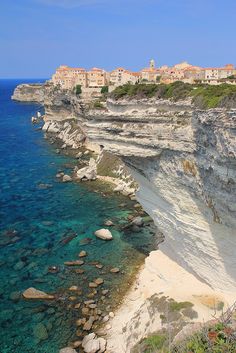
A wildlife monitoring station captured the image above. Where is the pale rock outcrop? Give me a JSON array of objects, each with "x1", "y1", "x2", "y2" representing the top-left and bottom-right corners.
[
  {"x1": 42, "y1": 120, "x2": 85, "y2": 149},
  {"x1": 76, "y1": 158, "x2": 97, "y2": 181},
  {"x1": 12, "y1": 83, "x2": 45, "y2": 103}
]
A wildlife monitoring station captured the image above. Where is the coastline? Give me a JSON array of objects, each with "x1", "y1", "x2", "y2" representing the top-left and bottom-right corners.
[
  {"x1": 10, "y1": 82, "x2": 236, "y2": 352},
  {"x1": 107, "y1": 250, "x2": 235, "y2": 353}
]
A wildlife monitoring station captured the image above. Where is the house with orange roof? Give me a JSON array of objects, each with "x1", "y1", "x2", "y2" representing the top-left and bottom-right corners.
[
  {"x1": 109, "y1": 68, "x2": 140, "y2": 86},
  {"x1": 202, "y1": 64, "x2": 235, "y2": 81},
  {"x1": 52, "y1": 65, "x2": 88, "y2": 89},
  {"x1": 87, "y1": 67, "x2": 109, "y2": 88}
]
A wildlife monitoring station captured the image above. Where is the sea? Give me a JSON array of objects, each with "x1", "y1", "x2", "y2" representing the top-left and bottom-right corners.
[{"x1": 0, "y1": 79, "x2": 156, "y2": 353}]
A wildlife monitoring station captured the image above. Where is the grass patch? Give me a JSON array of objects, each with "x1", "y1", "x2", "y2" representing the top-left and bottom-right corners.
[
  {"x1": 90, "y1": 99, "x2": 106, "y2": 110},
  {"x1": 169, "y1": 301, "x2": 194, "y2": 312},
  {"x1": 132, "y1": 333, "x2": 168, "y2": 353},
  {"x1": 143, "y1": 334, "x2": 167, "y2": 352}
]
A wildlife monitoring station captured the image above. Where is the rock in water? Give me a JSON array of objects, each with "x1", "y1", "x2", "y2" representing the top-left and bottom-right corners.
[
  {"x1": 104, "y1": 220, "x2": 114, "y2": 226},
  {"x1": 78, "y1": 250, "x2": 87, "y2": 257},
  {"x1": 94, "y1": 229, "x2": 113, "y2": 240},
  {"x1": 59, "y1": 348, "x2": 78, "y2": 353},
  {"x1": 33, "y1": 323, "x2": 48, "y2": 341},
  {"x1": 131, "y1": 216, "x2": 144, "y2": 227},
  {"x1": 64, "y1": 260, "x2": 84, "y2": 266},
  {"x1": 62, "y1": 174, "x2": 72, "y2": 182},
  {"x1": 110, "y1": 267, "x2": 120, "y2": 273},
  {"x1": 22, "y1": 287, "x2": 54, "y2": 300}
]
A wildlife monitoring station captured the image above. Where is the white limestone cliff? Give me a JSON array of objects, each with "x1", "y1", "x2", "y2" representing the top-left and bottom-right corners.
[{"x1": 81, "y1": 98, "x2": 236, "y2": 295}]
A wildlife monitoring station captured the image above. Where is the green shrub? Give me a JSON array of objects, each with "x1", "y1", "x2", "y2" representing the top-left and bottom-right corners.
[
  {"x1": 101, "y1": 85, "x2": 109, "y2": 94},
  {"x1": 110, "y1": 82, "x2": 236, "y2": 109},
  {"x1": 75, "y1": 84, "x2": 82, "y2": 95},
  {"x1": 173, "y1": 321, "x2": 236, "y2": 353},
  {"x1": 92, "y1": 100, "x2": 104, "y2": 109},
  {"x1": 142, "y1": 333, "x2": 168, "y2": 353}
]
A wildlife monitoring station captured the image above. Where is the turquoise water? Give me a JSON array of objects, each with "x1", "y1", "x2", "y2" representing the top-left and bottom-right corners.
[{"x1": 0, "y1": 80, "x2": 156, "y2": 352}]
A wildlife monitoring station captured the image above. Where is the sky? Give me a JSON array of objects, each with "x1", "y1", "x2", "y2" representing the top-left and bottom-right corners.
[{"x1": 0, "y1": 0, "x2": 235, "y2": 78}]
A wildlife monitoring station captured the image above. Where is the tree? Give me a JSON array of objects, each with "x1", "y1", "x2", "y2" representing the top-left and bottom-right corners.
[
  {"x1": 75, "y1": 85, "x2": 82, "y2": 95},
  {"x1": 101, "y1": 86, "x2": 109, "y2": 94}
]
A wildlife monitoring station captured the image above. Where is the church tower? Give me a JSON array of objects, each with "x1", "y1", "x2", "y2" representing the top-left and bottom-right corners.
[{"x1": 150, "y1": 59, "x2": 155, "y2": 69}]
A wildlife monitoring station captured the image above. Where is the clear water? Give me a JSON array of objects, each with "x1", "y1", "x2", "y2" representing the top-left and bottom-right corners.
[{"x1": 0, "y1": 80, "x2": 156, "y2": 352}]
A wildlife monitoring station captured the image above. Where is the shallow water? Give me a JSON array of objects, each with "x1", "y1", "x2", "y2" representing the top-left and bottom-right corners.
[{"x1": 0, "y1": 80, "x2": 156, "y2": 352}]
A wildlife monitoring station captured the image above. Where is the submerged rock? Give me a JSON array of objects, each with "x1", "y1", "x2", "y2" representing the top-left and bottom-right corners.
[
  {"x1": 64, "y1": 260, "x2": 84, "y2": 266},
  {"x1": 94, "y1": 278, "x2": 104, "y2": 285},
  {"x1": 110, "y1": 267, "x2": 120, "y2": 273},
  {"x1": 23, "y1": 287, "x2": 54, "y2": 300},
  {"x1": 33, "y1": 323, "x2": 48, "y2": 341},
  {"x1": 94, "y1": 229, "x2": 113, "y2": 241},
  {"x1": 78, "y1": 250, "x2": 87, "y2": 258},
  {"x1": 104, "y1": 220, "x2": 114, "y2": 226}
]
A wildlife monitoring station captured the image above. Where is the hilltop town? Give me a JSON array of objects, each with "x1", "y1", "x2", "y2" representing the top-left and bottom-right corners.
[{"x1": 51, "y1": 60, "x2": 236, "y2": 92}]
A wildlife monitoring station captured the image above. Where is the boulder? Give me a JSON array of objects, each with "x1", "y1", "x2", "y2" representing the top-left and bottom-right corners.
[
  {"x1": 59, "y1": 348, "x2": 78, "y2": 353},
  {"x1": 79, "y1": 250, "x2": 87, "y2": 258},
  {"x1": 97, "y1": 337, "x2": 107, "y2": 352},
  {"x1": 82, "y1": 333, "x2": 102, "y2": 353},
  {"x1": 110, "y1": 267, "x2": 120, "y2": 273},
  {"x1": 94, "y1": 278, "x2": 104, "y2": 285},
  {"x1": 62, "y1": 174, "x2": 72, "y2": 182},
  {"x1": 94, "y1": 229, "x2": 113, "y2": 241},
  {"x1": 23, "y1": 287, "x2": 54, "y2": 300},
  {"x1": 83, "y1": 316, "x2": 95, "y2": 331},
  {"x1": 76, "y1": 152, "x2": 83, "y2": 159},
  {"x1": 33, "y1": 323, "x2": 48, "y2": 341},
  {"x1": 76, "y1": 158, "x2": 97, "y2": 181},
  {"x1": 64, "y1": 260, "x2": 84, "y2": 266},
  {"x1": 104, "y1": 220, "x2": 114, "y2": 226},
  {"x1": 131, "y1": 216, "x2": 144, "y2": 227}
]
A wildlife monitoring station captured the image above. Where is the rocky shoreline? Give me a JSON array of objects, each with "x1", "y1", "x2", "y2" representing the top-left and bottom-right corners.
[{"x1": 25, "y1": 109, "x2": 159, "y2": 352}]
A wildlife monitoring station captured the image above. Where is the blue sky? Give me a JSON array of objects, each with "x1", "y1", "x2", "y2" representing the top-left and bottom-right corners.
[{"x1": 0, "y1": 0, "x2": 235, "y2": 78}]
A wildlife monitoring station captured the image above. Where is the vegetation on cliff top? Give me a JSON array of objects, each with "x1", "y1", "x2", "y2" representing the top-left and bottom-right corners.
[
  {"x1": 110, "y1": 81, "x2": 236, "y2": 108},
  {"x1": 132, "y1": 303, "x2": 236, "y2": 353}
]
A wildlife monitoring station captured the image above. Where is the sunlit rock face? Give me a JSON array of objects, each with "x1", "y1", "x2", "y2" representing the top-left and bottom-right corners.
[
  {"x1": 81, "y1": 98, "x2": 236, "y2": 293},
  {"x1": 35, "y1": 84, "x2": 236, "y2": 293},
  {"x1": 12, "y1": 83, "x2": 45, "y2": 103}
]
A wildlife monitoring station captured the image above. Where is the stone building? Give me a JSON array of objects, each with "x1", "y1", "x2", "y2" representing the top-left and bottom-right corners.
[{"x1": 109, "y1": 68, "x2": 140, "y2": 86}]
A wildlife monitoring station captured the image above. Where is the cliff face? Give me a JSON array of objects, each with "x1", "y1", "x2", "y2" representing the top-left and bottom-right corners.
[
  {"x1": 81, "y1": 98, "x2": 236, "y2": 294},
  {"x1": 13, "y1": 84, "x2": 236, "y2": 294},
  {"x1": 12, "y1": 83, "x2": 45, "y2": 103}
]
